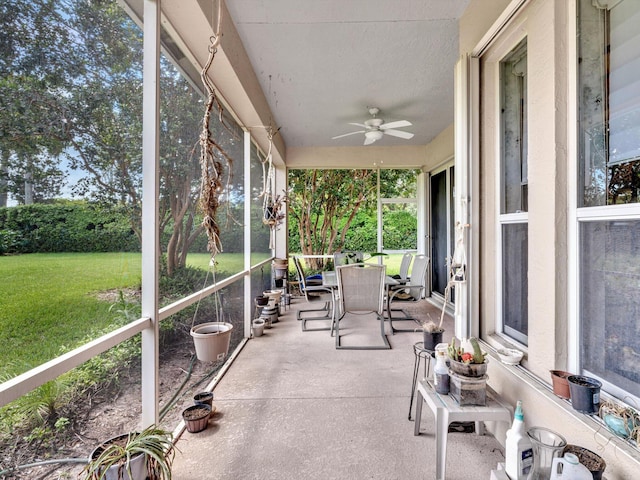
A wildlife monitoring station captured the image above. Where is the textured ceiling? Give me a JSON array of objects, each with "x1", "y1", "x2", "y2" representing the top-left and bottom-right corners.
[{"x1": 224, "y1": 0, "x2": 470, "y2": 149}]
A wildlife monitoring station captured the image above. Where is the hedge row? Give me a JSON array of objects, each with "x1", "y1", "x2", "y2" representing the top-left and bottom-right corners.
[{"x1": 0, "y1": 202, "x2": 140, "y2": 254}]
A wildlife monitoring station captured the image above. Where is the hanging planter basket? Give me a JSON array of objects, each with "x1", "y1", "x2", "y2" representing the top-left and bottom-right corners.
[{"x1": 190, "y1": 322, "x2": 233, "y2": 362}]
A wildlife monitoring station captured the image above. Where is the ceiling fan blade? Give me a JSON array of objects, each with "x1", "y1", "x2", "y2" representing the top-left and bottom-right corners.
[
  {"x1": 380, "y1": 120, "x2": 412, "y2": 130},
  {"x1": 382, "y1": 129, "x2": 415, "y2": 140},
  {"x1": 363, "y1": 135, "x2": 377, "y2": 146},
  {"x1": 332, "y1": 130, "x2": 365, "y2": 140},
  {"x1": 348, "y1": 122, "x2": 368, "y2": 128}
]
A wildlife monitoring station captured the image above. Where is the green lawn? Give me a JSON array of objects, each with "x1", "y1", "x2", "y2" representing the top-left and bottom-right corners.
[
  {"x1": 0, "y1": 251, "x2": 257, "y2": 379},
  {"x1": 0, "y1": 253, "x2": 143, "y2": 378}
]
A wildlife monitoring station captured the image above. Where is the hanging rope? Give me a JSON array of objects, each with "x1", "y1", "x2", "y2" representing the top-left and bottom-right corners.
[
  {"x1": 199, "y1": 0, "x2": 233, "y2": 258},
  {"x1": 258, "y1": 126, "x2": 286, "y2": 249},
  {"x1": 261, "y1": 126, "x2": 277, "y2": 213},
  {"x1": 438, "y1": 221, "x2": 469, "y2": 328},
  {"x1": 451, "y1": 221, "x2": 468, "y2": 283}
]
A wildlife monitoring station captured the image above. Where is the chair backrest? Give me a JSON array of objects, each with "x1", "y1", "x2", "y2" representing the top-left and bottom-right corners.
[
  {"x1": 334, "y1": 251, "x2": 364, "y2": 267},
  {"x1": 398, "y1": 252, "x2": 413, "y2": 281},
  {"x1": 336, "y1": 263, "x2": 385, "y2": 314},
  {"x1": 407, "y1": 255, "x2": 430, "y2": 300},
  {"x1": 293, "y1": 256, "x2": 309, "y2": 294}
]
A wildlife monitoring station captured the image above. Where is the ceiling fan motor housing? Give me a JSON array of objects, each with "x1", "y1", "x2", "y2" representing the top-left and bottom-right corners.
[{"x1": 365, "y1": 118, "x2": 384, "y2": 128}]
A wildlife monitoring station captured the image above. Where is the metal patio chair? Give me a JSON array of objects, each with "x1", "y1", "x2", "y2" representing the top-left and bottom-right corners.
[
  {"x1": 391, "y1": 252, "x2": 414, "y2": 284},
  {"x1": 293, "y1": 256, "x2": 334, "y2": 331},
  {"x1": 386, "y1": 254, "x2": 430, "y2": 333},
  {"x1": 333, "y1": 263, "x2": 390, "y2": 350}
]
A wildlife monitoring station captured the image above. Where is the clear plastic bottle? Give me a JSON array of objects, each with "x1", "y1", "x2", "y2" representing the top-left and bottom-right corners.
[
  {"x1": 433, "y1": 344, "x2": 450, "y2": 394},
  {"x1": 505, "y1": 401, "x2": 533, "y2": 480}
]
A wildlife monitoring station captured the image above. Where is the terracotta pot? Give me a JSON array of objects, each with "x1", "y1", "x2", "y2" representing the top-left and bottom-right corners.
[{"x1": 549, "y1": 370, "x2": 572, "y2": 399}]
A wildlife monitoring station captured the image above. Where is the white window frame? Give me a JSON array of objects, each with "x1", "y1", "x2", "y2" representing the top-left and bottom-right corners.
[
  {"x1": 495, "y1": 38, "x2": 529, "y2": 347},
  {"x1": 571, "y1": 0, "x2": 640, "y2": 397}
]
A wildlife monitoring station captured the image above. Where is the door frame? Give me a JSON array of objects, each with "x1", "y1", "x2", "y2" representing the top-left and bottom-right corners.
[{"x1": 428, "y1": 160, "x2": 455, "y2": 305}]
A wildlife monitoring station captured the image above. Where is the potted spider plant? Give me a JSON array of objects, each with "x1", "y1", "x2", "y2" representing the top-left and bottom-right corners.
[{"x1": 81, "y1": 425, "x2": 174, "y2": 480}]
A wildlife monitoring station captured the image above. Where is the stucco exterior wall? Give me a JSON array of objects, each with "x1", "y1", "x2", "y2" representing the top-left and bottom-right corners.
[
  {"x1": 423, "y1": 123, "x2": 454, "y2": 172},
  {"x1": 459, "y1": 0, "x2": 513, "y2": 54},
  {"x1": 464, "y1": 0, "x2": 640, "y2": 477}
]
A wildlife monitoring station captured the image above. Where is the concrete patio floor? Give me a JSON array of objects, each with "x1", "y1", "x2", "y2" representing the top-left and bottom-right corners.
[{"x1": 170, "y1": 298, "x2": 506, "y2": 480}]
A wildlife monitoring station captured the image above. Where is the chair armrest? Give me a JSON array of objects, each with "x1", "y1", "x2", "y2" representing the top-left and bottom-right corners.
[
  {"x1": 388, "y1": 284, "x2": 424, "y2": 301},
  {"x1": 304, "y1": 285, "x2": 334, "y2": 295}
]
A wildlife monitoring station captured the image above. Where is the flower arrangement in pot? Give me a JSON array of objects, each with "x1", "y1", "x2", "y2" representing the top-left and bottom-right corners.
[
  {"x1": 447, "y1": 337, "x2": 488, "y2": 377},
  {"x1": 81, "y1": 425, "x2": 174, "y2": 480}
]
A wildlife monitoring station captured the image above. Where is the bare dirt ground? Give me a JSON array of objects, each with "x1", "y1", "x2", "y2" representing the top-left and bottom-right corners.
[{"x1": 3, "y1": 334, "x2": 222, "y2": 480}]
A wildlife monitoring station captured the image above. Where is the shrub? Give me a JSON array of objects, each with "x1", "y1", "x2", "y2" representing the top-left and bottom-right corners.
[{"x1": 0, "y1": 202, "x2": 139, "y2": 254}]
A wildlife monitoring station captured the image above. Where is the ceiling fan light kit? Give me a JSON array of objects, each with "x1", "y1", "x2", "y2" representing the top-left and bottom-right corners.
[
  {"x1": 332, "y1": 106, "x2": 415, "y2": 145},
  {"x1": 365, "y1": 130, "x2": 384, "y2": 142}
]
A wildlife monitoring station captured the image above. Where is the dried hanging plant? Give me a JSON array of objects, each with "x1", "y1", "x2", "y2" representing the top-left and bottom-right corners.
[
  {"x1": 199, "y1": 0, "x2": 233, "y2": 257},
  {"x1": 259, "y1": 127, "x2": 287, "y2": 248}
]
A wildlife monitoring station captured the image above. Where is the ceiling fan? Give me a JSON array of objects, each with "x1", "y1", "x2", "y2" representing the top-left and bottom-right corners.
[{"x1": 332, "y1": 107, "x2": 414, "y2": 145}]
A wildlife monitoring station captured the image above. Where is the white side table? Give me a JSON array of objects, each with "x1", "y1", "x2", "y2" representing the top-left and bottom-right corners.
[{"x1": 414, "y1": 379, "x2": 513, "y2": 480}]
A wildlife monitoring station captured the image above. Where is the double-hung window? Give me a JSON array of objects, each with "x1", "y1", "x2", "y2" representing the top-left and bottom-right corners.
[
  {"x1": 499, "y1": 39, "x2": 528, "y2": 345},
  {"x1": 577, "y1": 0, "x2": 640, "y2": 400}
]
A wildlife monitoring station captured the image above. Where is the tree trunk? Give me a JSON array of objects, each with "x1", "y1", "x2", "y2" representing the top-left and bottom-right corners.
[
  {"x1": 23, "y1": 154, "x2": 33, "y2": 205},
  {"x1": 0, "y1": 150, "x2": 8, "y2": 207}
]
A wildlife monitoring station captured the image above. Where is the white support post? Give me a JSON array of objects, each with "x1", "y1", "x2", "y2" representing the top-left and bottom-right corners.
[
  {"x1": 141, "y1": 0, "x2": 161, "y2": 427},
  {"x1": 273, "y1": 165, "x2": 287, "y2": 261},
  {"x1": 454, "y1": 55, "x2": 472, "y2": 340},
  {"x1": 416, "y1": 171, "x2": 427, "y2": 256},
  {"x1": 244, "y1": 131, "x2": 252, "y2": 338}
]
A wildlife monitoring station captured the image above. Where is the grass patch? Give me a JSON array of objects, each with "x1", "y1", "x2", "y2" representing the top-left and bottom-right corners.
[
  {"x1": 0, "y1": 252, "x2": 270, "y2": 379},
  {"x1": 0, "y1": 253, "x2": 142, "y2": 378}
]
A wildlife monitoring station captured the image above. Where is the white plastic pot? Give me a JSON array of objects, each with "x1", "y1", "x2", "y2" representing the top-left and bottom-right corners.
[
  {"x1": 190, "y1": 322, "x2": 233, "y2": 362},
  {"x1": 252, "y1": 318, "x2": 265, "y2": 337}
]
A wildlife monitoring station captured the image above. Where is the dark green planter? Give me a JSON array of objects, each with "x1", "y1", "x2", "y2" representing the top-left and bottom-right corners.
[
  {"x1": 423, "y1": 330, "x2": 443, "y2": 351},
  {"x1": 568, "y1": 375, "x2": 601, "y2": 414}
]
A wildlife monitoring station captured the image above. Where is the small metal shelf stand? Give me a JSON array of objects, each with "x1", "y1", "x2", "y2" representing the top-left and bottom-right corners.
[{"x1": 409, "y1": 341, "x2": 435, "y2": 420}]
